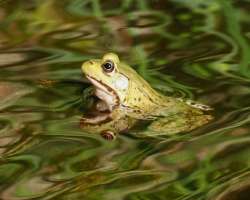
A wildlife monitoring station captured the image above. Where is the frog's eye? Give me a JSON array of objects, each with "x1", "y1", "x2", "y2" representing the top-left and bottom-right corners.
[{"x1": 102, "y1": 60, "x2": 115, "y2": 73}]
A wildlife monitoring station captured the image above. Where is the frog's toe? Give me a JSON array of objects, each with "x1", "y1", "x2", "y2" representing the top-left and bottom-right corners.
[{"x1": 101, "y1": 130, "x2": 116, "y2": 141}]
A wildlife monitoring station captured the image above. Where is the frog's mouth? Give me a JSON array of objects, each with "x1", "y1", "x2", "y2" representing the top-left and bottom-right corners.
[{"x1": 86, "y1": 75, "x2": 120, "y2": 111}]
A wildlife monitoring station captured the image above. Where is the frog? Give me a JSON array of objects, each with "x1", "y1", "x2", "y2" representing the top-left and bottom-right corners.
[{"x1": 80, "y1": 53, "x2": 213, "y2": 140}]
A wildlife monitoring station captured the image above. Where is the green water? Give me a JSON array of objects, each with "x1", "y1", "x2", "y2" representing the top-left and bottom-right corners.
[{"x1": 0, "y1": 0, "x2": 250, "y2": 199}]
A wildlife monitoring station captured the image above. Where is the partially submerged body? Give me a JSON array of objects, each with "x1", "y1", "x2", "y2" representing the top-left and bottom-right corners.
[{"x1": 80, "y1": 53, "x2": 213, "y2": 140}]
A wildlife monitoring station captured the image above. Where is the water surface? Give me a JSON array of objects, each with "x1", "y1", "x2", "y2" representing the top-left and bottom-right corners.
[{"x1": 0, "y1": 0, "x2": 250, "y2": 199}]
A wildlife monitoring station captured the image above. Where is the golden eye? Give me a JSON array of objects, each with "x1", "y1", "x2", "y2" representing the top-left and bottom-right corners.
[{"x1": 102, "y1": 60, "x2": 115, "y2": 73}]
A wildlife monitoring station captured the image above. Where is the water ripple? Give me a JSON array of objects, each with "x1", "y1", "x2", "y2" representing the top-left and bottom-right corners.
[{"x1": 0, "y1": 0, "x2": 250, "y2": 199}]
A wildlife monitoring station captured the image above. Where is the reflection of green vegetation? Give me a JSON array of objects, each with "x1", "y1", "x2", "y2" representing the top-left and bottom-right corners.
[
  {"x1": 220, "y1": 0, "x2": 250, "y2": 78},
  {"x1": 2, "y1": 0, "x2": 250, "y2": 82}
]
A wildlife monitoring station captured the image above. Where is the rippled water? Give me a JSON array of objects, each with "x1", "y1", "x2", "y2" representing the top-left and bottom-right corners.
[{"x1": 0, "y1": 0, "x2": 250, "y2": 199}]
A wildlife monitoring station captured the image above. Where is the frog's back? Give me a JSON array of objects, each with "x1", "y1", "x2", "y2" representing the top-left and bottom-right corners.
[
  {"x1": 119, "y1": 61, "x2": 212, "y2": 118},
  {"x1": 119, "y1": 62, "x2": 160, "y2": 96}
]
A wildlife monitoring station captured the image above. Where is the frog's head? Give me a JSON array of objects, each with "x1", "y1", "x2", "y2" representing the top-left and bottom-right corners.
[{"x1": 82, "y1": 53, "x2": 130, "y2": 111}]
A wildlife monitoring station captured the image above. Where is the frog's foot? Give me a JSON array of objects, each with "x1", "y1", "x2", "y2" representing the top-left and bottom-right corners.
[
  {"x1": 101, "y1": 130, "x2": 117, "y2": 140},
  {"x1": 80, "y1": 112, "x2": 112, "y2": 126}
]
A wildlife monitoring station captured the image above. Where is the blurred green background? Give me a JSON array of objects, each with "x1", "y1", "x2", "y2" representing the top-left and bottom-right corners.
[{"x1": 0, "y1": 0, "x2": 250, "y2": 199}]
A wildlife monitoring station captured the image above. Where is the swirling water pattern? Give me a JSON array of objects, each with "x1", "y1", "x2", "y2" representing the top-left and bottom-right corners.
[{"x1": 0, "y1": 0, "x2": 250, "y2": 199}]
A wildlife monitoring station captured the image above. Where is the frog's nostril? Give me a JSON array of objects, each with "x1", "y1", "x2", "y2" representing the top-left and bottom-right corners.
[{"x1": 89, "y1": 61, "x2": 94, "y2": 65}]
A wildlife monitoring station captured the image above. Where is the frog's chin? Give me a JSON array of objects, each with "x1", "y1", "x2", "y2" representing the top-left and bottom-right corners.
[{"x1": 86, "y1": 75, "x2": 120, "y2": 111}]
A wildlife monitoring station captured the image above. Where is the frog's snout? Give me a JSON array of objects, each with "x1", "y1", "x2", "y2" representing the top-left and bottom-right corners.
[{"x1": 81, "y1": 60, "x2": 94, "y2": 74}]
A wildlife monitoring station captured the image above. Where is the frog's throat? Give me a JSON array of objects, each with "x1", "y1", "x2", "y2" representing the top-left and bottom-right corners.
[{"x1": 86, "y1": 75, "x2": 120, "y2": 111}]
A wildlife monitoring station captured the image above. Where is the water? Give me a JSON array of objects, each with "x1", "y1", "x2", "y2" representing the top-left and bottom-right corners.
[{"x1": 0, "y1": 0, "x2": 250, "y2": 199}]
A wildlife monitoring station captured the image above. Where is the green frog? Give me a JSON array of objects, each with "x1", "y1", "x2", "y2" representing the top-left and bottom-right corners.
[{"x1": 80, "y1": 53, "x2": 213, "y2": 140}]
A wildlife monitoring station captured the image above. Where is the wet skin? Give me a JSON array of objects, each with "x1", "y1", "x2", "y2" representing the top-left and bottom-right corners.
[{"x1": 80, "y1": 53, "x2": 213, "y2": 140}]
